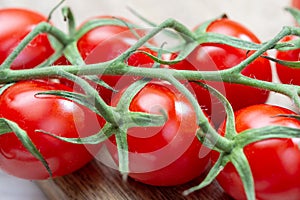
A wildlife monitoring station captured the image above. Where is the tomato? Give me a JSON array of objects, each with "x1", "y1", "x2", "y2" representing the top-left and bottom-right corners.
[
  {"x1": 169, "y1": 18, "x2": 272, "y2": 126},
  {"x1": 292, "y1": 0, "x2": 300, "y2": 10},
  {"x1": 0, "y1": 8, "x2": 55, "y2": 69},
  {"x1": 0, "y1": 80, "x2": 104, "y2": 179},
  {"x1": 275, "y1": 35, "x2": 300, "y2": 85},
  {"x1": 213, "y1": 104, "x2": 300, "y2": 200},
  {"x1": 105, "y1": 81, "x2": 211, "y2": 186},
  {"x1": 76, "y1": 16, "x2": 156, "y2": 103}
]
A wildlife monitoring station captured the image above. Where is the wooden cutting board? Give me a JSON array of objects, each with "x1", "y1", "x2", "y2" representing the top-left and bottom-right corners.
[{"x1": 36, "y1": 160, "x2": 232, "y2": 200}]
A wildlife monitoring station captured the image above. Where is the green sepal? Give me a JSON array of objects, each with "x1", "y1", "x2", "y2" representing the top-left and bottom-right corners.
[
  {"x1": 127, "y1": 111, "x2": 167, "y2": 128},
  {"x1": 85, "y1": 75, "x2": 118, "y2": 92},
  {"x1": 197, "y1": 32, "x2": 262, "y2": 50},
  {"x1": 61, "y1": 6, "x2": 76, "y2": 36},
  {"x1": 114, "y1": 127, "x2": 129, "y2": 179},
  {"x1": 52, "y1": 69, "x2": 118, "y2": 125},
  {"x1": 0, "y1": 83, "x2": 14, "y2": 95},
  {"x1": 193, "y1": 81, "x2": 237, "y2": 139},
  {"x1": 36, "y1": 90, "x2": 101, "y2": 116},
  {"x1": 286, "y1": 7, "x2": 300, "y2": 26},
  {"x1": 145, "y1": 41, "x2": 199, "y2": 65},
  {"x1": 236, "y1": 125, "x2": 300, "y2": 147},
  {"x1": 262, "y1": 55, "x2": 300, "y2": 68},
  {"x1": 45, "y1": 31, "x2": 66, "y2": 65},
  {"x1": 115, "y1": 78, "x2": 151, "y2": 111},
  {"x1": 0, "y1": 119, "x2": 12, "y2": 135},
  {"x1": 75, "y1": 17, "x2": 138, "y2": 40},
  {"x1": 37, "y1": 122, "x2": 115, "y2": 145},
  {"x1": 0, "y1": 118, "x2": 52, "y2": 177},
  {"x1": 61, "y1": 41, "x2": 85, "y2": 65},
  {"x1": 275, "y1": 38, "x2": 300, "y2": 51},
  {"x1": 230, "y1": 148, "x2": 255, "y2": 200},
  {"x1": 183, "y1": 152, "x2": 230, "y2": 196},
  {"x1": 193, "y1": 14, "x2": 227, "y2": 35}
]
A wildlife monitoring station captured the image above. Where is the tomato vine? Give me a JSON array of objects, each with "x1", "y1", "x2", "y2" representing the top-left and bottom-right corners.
[{"x1": 1, "y1": 3, "x2": 300, "y2": 200}]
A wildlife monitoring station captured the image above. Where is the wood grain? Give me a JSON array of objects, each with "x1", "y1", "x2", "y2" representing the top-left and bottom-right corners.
[{"x1": 36, "y1": 160, "x2": 232, "y2": 200}]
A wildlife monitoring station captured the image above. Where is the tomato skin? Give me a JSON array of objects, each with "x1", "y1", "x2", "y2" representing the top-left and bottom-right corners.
[
  {"x1": 76, "y1": 16, "x2": 156, "y2": 103},
  {"x1": 169, "y1": 18, "x2": 272, "y2": 126},
  {"x1": 106, "y1": 82, "x2": 211, "y2": 186},
  {"x1": 213, "y1": 104, "x2": 300, "y2": 200},
  {"x1": 0, "y1": 8, "x2": 55, "y2": 69},
  {"x1": 292, "y1": 0, "x2": 300, "y2": 10},
  {"x1": 275, "y1": 35, "x2": 300, "y2": 85},
  {"x1": 0, "y1": 80, "x2": 103, "y2": 180}
]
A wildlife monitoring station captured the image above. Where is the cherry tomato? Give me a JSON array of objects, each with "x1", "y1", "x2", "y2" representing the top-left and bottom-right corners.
[
  {"x1": 292, "y1": 0, "x2": 300, "y2": 10},
  {"x1": 105, "y1": 81, "x2": 211, "y2": 186},
  {"x1": 0, "y1": 80, "x2": 104, "y2": 180},
  {"x1": 275, "y1": 35, "x2": 300, "y2": 85},
  {"x1": 0, "y1": 8, "x2": 55, "y2": 69},
  {"x1": 213, "y1": 104, "x2": 300, "y2": 200},
  {"x1": 169, "y1": 18, "x2": 272, "y2": 126},
  {"x1": 76, "y1": 16, "x2": 156, "y2": 103}
]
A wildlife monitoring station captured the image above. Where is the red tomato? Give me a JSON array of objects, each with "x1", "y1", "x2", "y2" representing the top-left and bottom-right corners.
[
  {"x1": 76, "y1": 16, "x2": 156, "y2": 103},
  {"x1": 0, "y1": 80, "x2": 104, "y2": 179},
  {"x1": 275, "y1": 35, "x2": 300, "y2": 85},
  {"x1": 0, "y1": 8, "x2": 55, "y2": 69},
  {"x1": 213, "y1": 104, "x2": 300, "y2": 200},
  {"x1": 169, "y1": 18, "x2": 272, "y2": 126},
  {"x1": 105, "y1": 82, "x2": 211, "y2": 186},
  {"x1": 292, "y1": 0, "x2": 300, "y2": 10}
]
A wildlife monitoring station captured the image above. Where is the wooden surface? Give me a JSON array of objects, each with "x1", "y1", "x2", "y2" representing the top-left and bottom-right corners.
[{"x1": 36, "y1": 160, "x2": 232, "y2": 200}]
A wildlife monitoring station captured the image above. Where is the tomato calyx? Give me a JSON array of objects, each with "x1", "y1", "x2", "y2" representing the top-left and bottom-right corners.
[
  {"x1": 0, "y1": 113, "x2": 52, "y2": 176},
  {"x1": 182, "y1": 83, "x2": 300, "y2": 200},
  {"x1": 186, "y1": 104, "x2": 300, "y2": 200},
  {"x1": 286, "y1": 7, "x2": 300, "y2": 25}
]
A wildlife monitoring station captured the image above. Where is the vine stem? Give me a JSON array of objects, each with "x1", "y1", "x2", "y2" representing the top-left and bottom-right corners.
[
  {"x1": 1, "y1": 22, "x2": 70, "y2": 70},
  {"x1": 228, "y1": 26, "x2": 296, "y2": 74},
  {"x1": 162, "y1": 74, "x2": 234, "y2": 152},
  {"x1": 1, "y1": 12, "x2": 300, "y2": 160},
  {"x1": 3, "y1": 59, "x2": 300, "y2": 99}
]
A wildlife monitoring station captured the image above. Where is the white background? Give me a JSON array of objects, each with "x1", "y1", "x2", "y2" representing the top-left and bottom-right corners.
[{"x1": 0, "y1": 0, "x2": 294, "y2": 199}]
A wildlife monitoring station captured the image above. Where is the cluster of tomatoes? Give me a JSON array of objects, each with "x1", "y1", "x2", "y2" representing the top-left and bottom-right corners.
[{"x1": 0, "y1": 3, "x2": 300, "y2": 200}]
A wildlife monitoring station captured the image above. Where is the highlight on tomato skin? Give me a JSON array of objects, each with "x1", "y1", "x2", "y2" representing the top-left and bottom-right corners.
[
  {"x1": 103, "y1": 81, "x2": 212, "y2": 186},
  {"x1": 0, "y1": 8, "x2": 55, "y2": 70},
  {"x1": 169, "y1": 18, "x2": 272, "y2": 126},
  {"x1": 213, "y1": 104, "x2": 300, "y2": 200},
  {"x1": 0, "y1": 80, "x2": 104, "y2": 180}
]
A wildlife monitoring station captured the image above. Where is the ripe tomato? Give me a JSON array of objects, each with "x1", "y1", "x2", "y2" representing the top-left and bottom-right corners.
[
  {"x1": 76, "y1": 16, "x2": 156, "y2": 103},
  {"x1": 105, "y1": 81, "x2": 211, "y2": 186},
  {"x1": 292, "y1": 0, "x2": 300, "y2": 10},
  {"x1": 0, "y1": 80, "x2": 104, "y2": 179},
  {"x1": 0, "y1": 8, "x2": 55, "y2": 69},
  {"x1": 275, "y1": 35, "x2": 300, "y2": 85},
  {"x1": 169, "y1": 18, "x2": 272, "y2": 126},
  {"x1": 213, "y1": 104, "x2": 300, "y2": 200}
]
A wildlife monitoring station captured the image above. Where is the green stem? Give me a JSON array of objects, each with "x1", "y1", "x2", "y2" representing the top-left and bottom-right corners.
[
  {"x1": 61, "y1": 6, "x2": 76, "y2": 36},
  {"x1": 230, "y1": 148, "x2": 255, "y2": 200},
  {"x1": 3, "y1": 62, "x2": 300, "y2": 104},
  {"x1": 228, "y1": 26, "x2": 296, "y2": 74},
  {"x1": 1, "y1": 22, "x2": 70, "y2": 70},
  {"x1": 113, "y1": 18, "x2": 196, "y2": 62},
  {"x1": 49, "y1": 69, "x2": 120, "y2": 126},
  {"x1": 161, "y1": 75, "x2": 233, "y2": 153}
]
